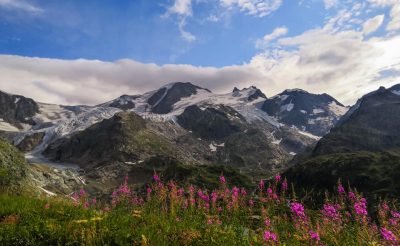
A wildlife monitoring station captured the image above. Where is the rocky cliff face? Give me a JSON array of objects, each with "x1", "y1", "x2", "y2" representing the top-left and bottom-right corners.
[{"x1": 0, "y1": 91, "x2": 39, "y2": 127}]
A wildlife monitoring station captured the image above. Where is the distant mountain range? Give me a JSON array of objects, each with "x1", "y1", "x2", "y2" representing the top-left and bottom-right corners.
[
  {"x1": 0, "y1": 82, "x2": 347, "y2": 170},
  {"x1": 3, "y1": 82, "x2": 400, "y2": 198}
]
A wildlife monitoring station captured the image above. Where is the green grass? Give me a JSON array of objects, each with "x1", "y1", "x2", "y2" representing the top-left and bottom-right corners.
[{"x1": 1, "y1": 176, "x2": 399, "y2": 245}]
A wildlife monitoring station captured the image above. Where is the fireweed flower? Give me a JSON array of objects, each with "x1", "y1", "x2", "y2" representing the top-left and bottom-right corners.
[
  {"x1": 392, "y1": 211, "x2": 400, "y2": 218},
  {"x1": 309, "y1": 231, "x2": 320, "y2": 241},
  {"x1": 275, "y1": 174, "x2": 281, "y2": 182},
  {"x1": 338, "y1": 183, "x2": 345, "y2": 194},
  {"x1": 264, "y1": 218, "x2": 271, "y2": 227},
  {"x1": 211, "y1": 192, "x2": 218, "y2": 204},
  {"x1": 354, "y1": 198, "x2": 368, "y2": 216},
  {"x1": 282, "y1": 179, "x2": 288, "y2": 191},
  {"x1": 348, "y1": 191, "x2": 356, "y2": 200},
  {"x1": 146, "y1": 187, "x2": 152, "y2": 194},
  {"x1": 381, "y1": 227, "x2": 397, "y2": 243},
  {"x1": 153, "y1": 174, "x2": 160, "y2": 182},
  {"x1": 267, "y1": 187, "x2": 273, "y2": 195},
  {"x1": 79, "y1": 188, "x2": 86, "y2": 197},
  {"x1": 322, "y1": 204, "x2": 339, "y2": 219},
  {"x1": 177, "y1": 188, "x2": 184, "y2": 197},
  {"x1": 263, "y1": 231, "x2": 278, "y2": 242},
  {"x1": 249, "y1": 199, "x2": 254, "y2": 207},
  {"x1": 390, "y1": 218, "x2": 398, "y2": 226},
  {"x1": 291, "y1": 202, "x2": 306, "y2": 218},
  {"x1": 259, "y1": 179, "x2": 265, "y2": 190},
  {"x1": 219, "y1": 175, "x2": 226, "y2": 184}
]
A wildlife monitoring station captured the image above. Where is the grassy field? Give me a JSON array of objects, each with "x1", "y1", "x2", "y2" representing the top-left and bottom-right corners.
[{"x1": 1, "y1": 175, "x2": 399, "y2": 245}]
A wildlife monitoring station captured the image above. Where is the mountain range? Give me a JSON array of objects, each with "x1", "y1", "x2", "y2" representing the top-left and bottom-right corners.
[{"x1": 2, "y1": 82, "x2": 400, "y2": 199}]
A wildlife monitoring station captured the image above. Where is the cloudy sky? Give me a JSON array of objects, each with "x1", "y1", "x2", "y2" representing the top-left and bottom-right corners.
[{"x1": 0, "y1": 0, "x2": 399, "y2": 105}]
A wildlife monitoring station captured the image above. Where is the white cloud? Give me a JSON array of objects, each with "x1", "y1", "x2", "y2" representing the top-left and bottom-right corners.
[
  {"x1": 256, "y1": 26, "x2": 288, "y2": 48},
  {"x1": 0, "y1": 0, "x2": 43, "y2": 13},
  {"x1": 250, "y1": 4, "x2": 400, "y2": 105},
  {"x1": 0, "y1": 0, "x2": 399, "y2": 108},
  {"x1": 362, "y1": 14, "x2": 385, "y2": 34},
  {"x1": 324, "y1": 0, "x2": 338, "y2": 9},
  {"x1": 0, "y1": 55, "x2": 265, "y2": 105},
  {"x1": 168, "y1": 0, "x2": 193, "y2": 17},
  {"x1": 165, "y1": 0, "x2": 196, "y2": 42},
  {"x1": 387, "y1": 2, "x2": 400, "y2": 31},
  {"x1": 219, "y1": 0, "x2": 282, "y2": 17},
  {"x1": 367, "y1": 0, "x2": 400, "y2": 32}
]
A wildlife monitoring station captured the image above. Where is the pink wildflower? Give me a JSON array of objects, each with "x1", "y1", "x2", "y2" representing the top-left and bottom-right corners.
[
  {"x1": 281, "y1": 179, "x2": 288, "y2": 191},
  {"x1": 219, "y1": 175, "x2": 226, "y2": 184},
  {"x1": 322, "y1": 204, "x2": 339, "y2": 219},
  {"x1": 267, "y1": 187, "x2": 273, "y2": 195},
  {"x1": 79, "y1": 188, "x2": 86, "y2": 197},
  {"x1": 381, "y1": 227, "x2": 397, "y2": 243},
  {"x1": 264, "y1": 218, "x2": 271, "y2": 227},
  {"x1": 249, "y1": 199, "x2": 254, "y2": 207},
  {"x1": 275, "y1": 174, "x2": 281, "y2": 182},
  {"x1": 338, "y1": 183, "x2": 345, "y2": 194},
  {"x1": 392, "y1": 211, "x2": 400, "y2": 218},
  {"x1": 348, "y1": 191, "x2": 356, "y2": 200},
  {"x1": 146, "y1": 187, "x2": 152, "y2": 194},
  {"x1": 153, "y1": 174, "x2": 160, "y2": 182},
  {"x1": 309, "y1": 231, "x2": 320, "y2": 241},
  {"x1": 354, "y1": 198, "x2": 368, "y2": 216},
  {"x1": 259, "y1": 179, "x2": 265, "y2": 190},
  {"x1": 211, "y1": 192, "x2": 218, "y2": 203},
  {"x1": 263, "y1": 231, "x2": 278, "y2": 242},
  {"x1": 83, "y1": 201, "x2": 89, "y2": 209},
  {"x1": 44, "y1": 203, "x2": 50, "y2": 209},
  {"x1": 291, "y1": 202, "x2": 306, "y2": 218}
]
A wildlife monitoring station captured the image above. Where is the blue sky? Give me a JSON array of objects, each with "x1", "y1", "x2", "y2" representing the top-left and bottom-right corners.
[
  {"x1": 0, "y1": 0, "x2": 357, "y2": 66},
  {"x1": 0, "y1": 0, "x2": 399, "y2": 105}
]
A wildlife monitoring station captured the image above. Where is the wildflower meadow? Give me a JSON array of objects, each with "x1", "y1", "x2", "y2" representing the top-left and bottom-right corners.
[{"x1": 1, "y1": 174, "x2": 399, "y2": 245}]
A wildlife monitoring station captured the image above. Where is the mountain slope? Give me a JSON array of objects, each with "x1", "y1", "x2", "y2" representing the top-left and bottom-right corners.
[
  {"x1": 0, "y1": 137, "x2": 27, "y2": 190},
  {"x1": 313, "y1": 85, "x2": 400, "y2": 155},
  {"x1": 43, "y1": 112, "x2": 179, "y2": 168},
  {"x1": 0, "y1": 91, "x2": 39, "y2": 130},
  {"x1": 261, "y1": 89, "x2": 347, "y2": 136},
  {"x1": 285, "y1": 84, "x2": 400, "y2": 199}
]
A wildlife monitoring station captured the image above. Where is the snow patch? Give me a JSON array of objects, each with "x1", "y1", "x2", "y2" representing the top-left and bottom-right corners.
[
  {"x1": 391, "y1": 90, "x2": 400, "y2": 96},
  {"x1": 328, "y1": 101, "x2": 348, "y2": 116},
  {"x1": 209, "y1": 144, "x2": 217, "y2": 152},
  {"x1": 297, "y1": 129, "x2": 321, "y2": 140},
  {"x1": 280, "y1": 101, "x2": 294, "y2": 112},
  {"x1": 300, "y1": 110, "x2": 307, "y2": 114},
  {"x1": 0, "y1": 121, "x2": 19, "y2": 131},
  {"x1": 312, "y1": 108, "x2": 324, "y2": 114}
]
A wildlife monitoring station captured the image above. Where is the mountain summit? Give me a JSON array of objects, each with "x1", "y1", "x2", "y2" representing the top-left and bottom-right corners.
[{"x1": 261, "y1": 89, "x2": 347, "y2": 136}]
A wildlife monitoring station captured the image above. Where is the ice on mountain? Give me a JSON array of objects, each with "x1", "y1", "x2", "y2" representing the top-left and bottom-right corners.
[
  {"x1": 280, "y1": 102, "x2": 294, "y2": 112},
  {"x1": 312, "y1": 108, "x2": 324, "y2": 114},
  {"x1": 391, "y1": 90, "x2": 400, "y2": 96}
]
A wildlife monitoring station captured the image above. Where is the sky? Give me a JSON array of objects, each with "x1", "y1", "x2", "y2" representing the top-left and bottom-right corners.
[{"x1": 0, "y1": 0, "x2": 399, "y2": 105}]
